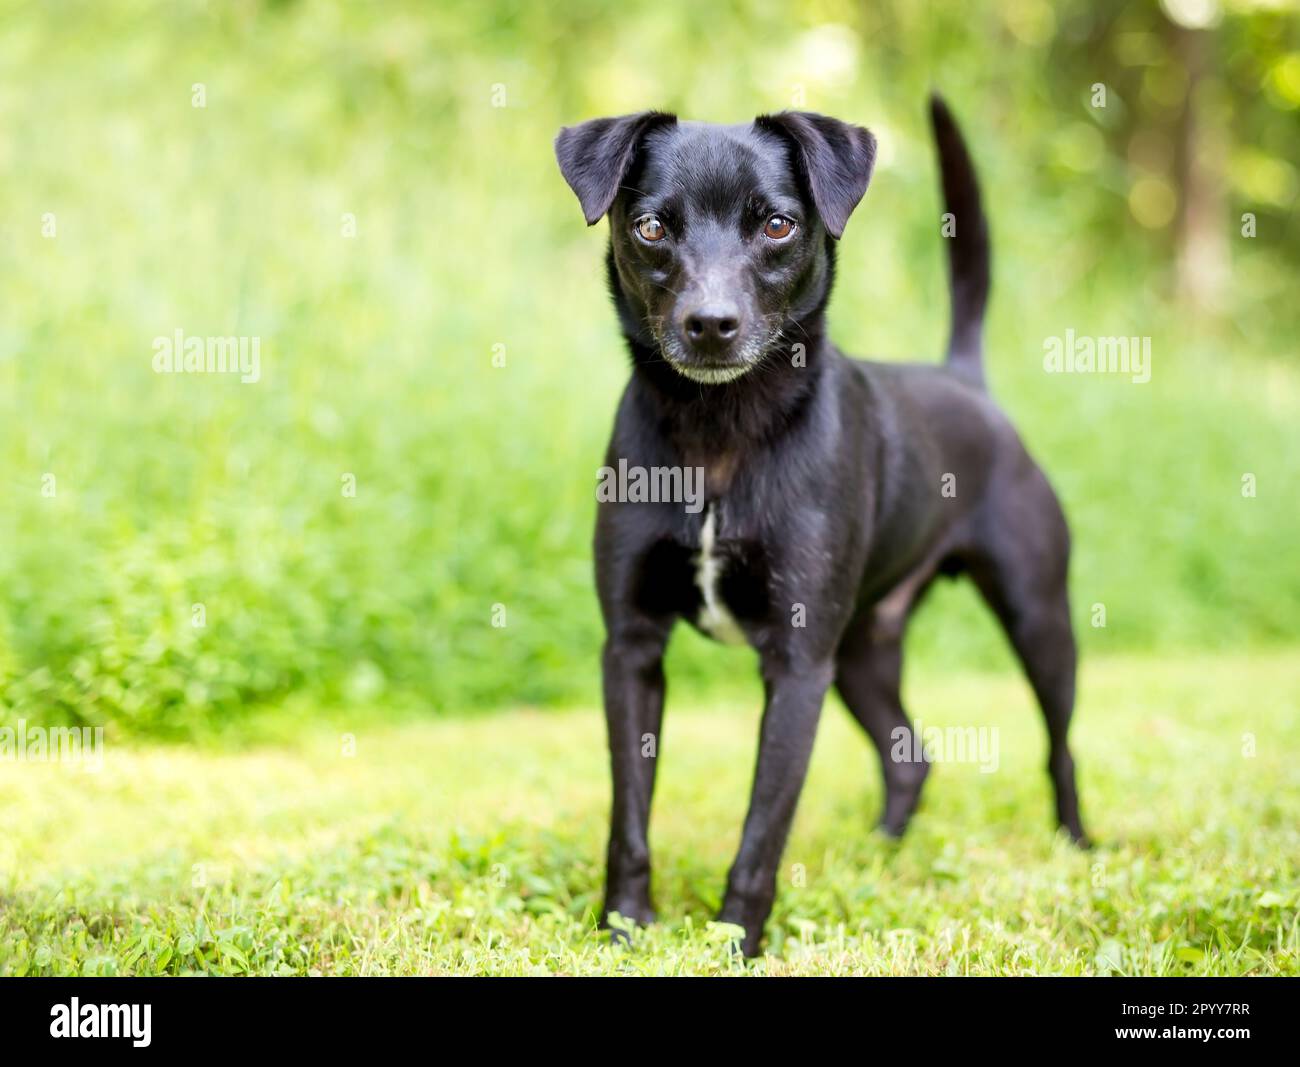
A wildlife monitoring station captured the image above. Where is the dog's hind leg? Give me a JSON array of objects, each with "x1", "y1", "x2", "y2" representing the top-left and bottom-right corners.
[
  {"x1": 834, "y1": 586, "x2": 932, "y2": 838},
  {"x1": 967, "y1": 468, "x2": 1090, "y2": 846}
]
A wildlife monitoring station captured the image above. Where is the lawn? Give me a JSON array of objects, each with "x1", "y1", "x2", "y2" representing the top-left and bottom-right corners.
[{"x1": 3, "y1": 650, "x2": 1296, "y2": 976}]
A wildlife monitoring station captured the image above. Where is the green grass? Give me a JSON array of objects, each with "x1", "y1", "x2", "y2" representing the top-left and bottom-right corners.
[{"x1": 3, "y1": 651, "x2": 1296, "y2": 976}]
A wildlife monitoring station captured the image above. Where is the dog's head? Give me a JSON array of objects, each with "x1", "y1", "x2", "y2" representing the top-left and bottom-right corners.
[{"x1": 556, "y1": 111, "x2": 876, "y2": 384}]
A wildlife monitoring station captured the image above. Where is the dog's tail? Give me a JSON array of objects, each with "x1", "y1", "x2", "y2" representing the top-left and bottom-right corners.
[{"x1": 930, "y1": 93, "x2": 989, "y2": 388}]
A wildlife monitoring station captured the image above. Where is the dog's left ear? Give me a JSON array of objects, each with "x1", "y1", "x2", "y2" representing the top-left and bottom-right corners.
[
  {"x1": 555, "y1": 111, "x2": 678, "y2": 225},
  {"x1": 755, "y1": 112, "x2": 877, "y2": 239}
]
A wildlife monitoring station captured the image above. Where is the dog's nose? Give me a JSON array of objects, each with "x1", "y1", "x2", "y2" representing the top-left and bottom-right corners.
[{"x1": 684, "y1": 306, "x2": 741, "y2": 345}]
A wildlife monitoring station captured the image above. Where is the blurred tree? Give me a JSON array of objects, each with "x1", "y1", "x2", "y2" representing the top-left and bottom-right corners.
[
  {"x1": 1165, "y1": 0, "x2": 1229, "y2": 304},
  {"x1": 1023, "y1": 0, "x2": 1299, "y2": 311}
]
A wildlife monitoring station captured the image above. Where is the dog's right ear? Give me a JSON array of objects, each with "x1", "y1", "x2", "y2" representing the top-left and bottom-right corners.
[{"x1": 554, "y1": 111, "x2": 677, "y2": 225}]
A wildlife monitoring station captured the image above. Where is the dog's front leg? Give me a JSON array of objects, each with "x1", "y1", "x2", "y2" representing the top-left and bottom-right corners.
[
  {"x1": 719, "y1": 653, "x2": 834, "y2": 957},
  {"x1": 599, "y1": 620, "x2": 670, "y2": 935}
]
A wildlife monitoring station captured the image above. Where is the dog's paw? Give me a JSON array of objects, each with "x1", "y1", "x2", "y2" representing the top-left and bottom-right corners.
[
  {"x1": 879, "y1": 759, "x2": 931, "y2": 837},
  {"x1": 703, "y1": 919, "x2": 753, "y2": 960},
  {"x1": 712, "y1": 912, "x2": 766, "y2": 959},
  {"x1": 600, "y1": 904, "x2": 656, "y2": 947}
]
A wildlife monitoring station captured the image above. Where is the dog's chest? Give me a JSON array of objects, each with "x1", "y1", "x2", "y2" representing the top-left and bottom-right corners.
[{"x1": 692, "y1": 505, "x2": 749, "y2": 645}]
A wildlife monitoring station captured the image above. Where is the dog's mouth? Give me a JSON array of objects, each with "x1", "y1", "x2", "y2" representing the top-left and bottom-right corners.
[
  {"x1": 649, "y1": 316, "x2": 781, "y2": 386},
  {"x1": 670, "y1": 360, "x2": 753, "y2": 384}
]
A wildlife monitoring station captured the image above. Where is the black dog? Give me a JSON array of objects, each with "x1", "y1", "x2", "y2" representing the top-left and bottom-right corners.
[{"x1": 556, "y1": 96, "x2": 1088, "y2": 957}]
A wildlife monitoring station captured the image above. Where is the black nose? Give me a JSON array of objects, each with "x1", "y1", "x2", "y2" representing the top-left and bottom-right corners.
[{"x1": 684, "y1": 307, "x2": 740, "y2": 345}]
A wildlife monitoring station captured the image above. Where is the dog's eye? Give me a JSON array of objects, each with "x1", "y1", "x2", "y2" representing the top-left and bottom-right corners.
[
  {"x1": 764, "y1": 215, "x2": 795, "y2": 240},
  {"x1": 635, "y1": 215, "x2": 666, "y2": 242}
]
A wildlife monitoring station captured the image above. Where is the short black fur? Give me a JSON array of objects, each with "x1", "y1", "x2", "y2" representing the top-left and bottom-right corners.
[{"x1": 555, "y1": 95, "x2": 1088, "y2": 958}]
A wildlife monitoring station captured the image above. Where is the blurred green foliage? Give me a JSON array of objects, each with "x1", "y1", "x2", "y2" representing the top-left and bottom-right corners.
[{"x1": 0, "y1": 0, "x2": 1297, "y2": 737}]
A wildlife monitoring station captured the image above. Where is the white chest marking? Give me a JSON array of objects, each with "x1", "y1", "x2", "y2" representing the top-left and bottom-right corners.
[{"x1": 694, "y1": 506, "x2": 747, "y2": 646}]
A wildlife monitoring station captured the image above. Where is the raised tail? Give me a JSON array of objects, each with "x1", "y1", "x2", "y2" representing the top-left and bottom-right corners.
[{"x1": 930, "y1": 93, "x2": 990, "y2": 387}]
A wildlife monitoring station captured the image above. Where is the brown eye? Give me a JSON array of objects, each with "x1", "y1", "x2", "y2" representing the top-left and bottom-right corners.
[
  {"x1": 636, "y1": 215, "x2": 666, "y2": 242},
  {"x1": 764, "y1": 215, "x2": 794, "y2": 240}
]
